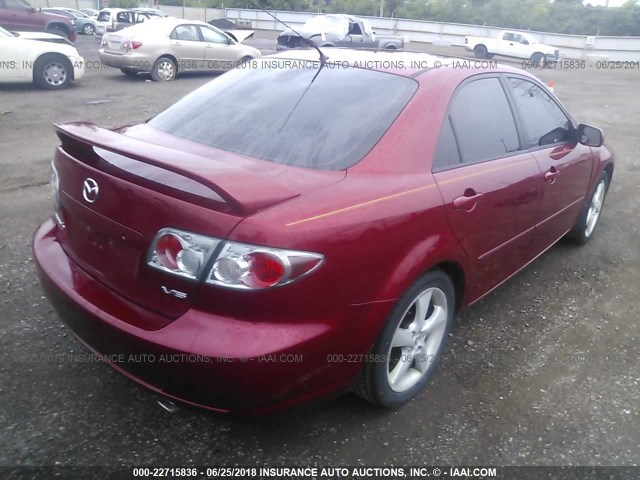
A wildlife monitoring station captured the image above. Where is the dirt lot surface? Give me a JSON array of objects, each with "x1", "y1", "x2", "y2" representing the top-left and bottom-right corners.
[{"x1": 0, "y1": 33, "x2": 638, "y2": 469}]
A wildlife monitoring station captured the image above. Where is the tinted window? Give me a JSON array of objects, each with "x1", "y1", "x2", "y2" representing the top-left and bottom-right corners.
[
  {"x1": 433, "y1": 116, "x2": 461, "y2": 170},
  {"x1": 507, "y1": 77, "x2": 572, "y2": 148},
  {"x1": 449, "y1": 78, "x2": 520, "y2": 164},
  {"x1": 97, "y1": 11, "x2": 110, "y2": 21},
  {"x1": 149, "y1": 66, "x2": 417, "y2": 170}
]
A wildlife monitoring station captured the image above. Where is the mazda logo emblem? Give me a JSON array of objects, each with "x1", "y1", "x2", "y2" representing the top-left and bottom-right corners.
[{"x1": 82, "y1": 178, "x2": 99, "y2": 203}]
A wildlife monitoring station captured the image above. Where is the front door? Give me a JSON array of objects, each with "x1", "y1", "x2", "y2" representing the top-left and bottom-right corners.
[{"x1": 505, "y1": 76, "x2": 593, "y2": 253}]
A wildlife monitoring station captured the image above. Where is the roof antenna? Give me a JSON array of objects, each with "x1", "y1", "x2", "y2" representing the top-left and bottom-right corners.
[{"x1": 243, "y1": 0, "x2": 329, "y2": 66}]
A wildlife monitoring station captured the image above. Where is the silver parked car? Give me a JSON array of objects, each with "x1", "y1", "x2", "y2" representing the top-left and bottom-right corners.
[{"x1": 98, "y1": 18, "x2": 261, "y2": 81}]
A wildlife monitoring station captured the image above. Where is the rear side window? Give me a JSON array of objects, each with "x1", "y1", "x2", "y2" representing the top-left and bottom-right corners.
[
  {"x1": 507, "y1": 77, "x2": 572, "y2": 148},
  {"x1": 433, "y1": 116, "x2": 461, "y2": 170},
  {"x1": 149, "y1": 66, "x2": 417, "y2": 170},
  {"x1": 449, "y1": 77, "x2": 520, "y2": 164}
]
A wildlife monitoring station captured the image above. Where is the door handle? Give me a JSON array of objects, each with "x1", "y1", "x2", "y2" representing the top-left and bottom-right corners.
[
  {"x1": 453, "y1": 189, "x2": 483, "y2": 211},
  {"x1": 544, "y1": 167, "x2": 559, "y2": 183}
]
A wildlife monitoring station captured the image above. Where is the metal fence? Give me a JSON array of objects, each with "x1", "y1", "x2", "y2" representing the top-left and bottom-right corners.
[
  {"x1": 222, "y1": 8, "x2": 640, "y2": 61},
  {"x1": 25, "y1": 0, "x2": 640, "y2": 61}
]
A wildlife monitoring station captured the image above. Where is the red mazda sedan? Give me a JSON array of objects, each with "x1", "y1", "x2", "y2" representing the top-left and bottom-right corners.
[{"x1": 34, "y1": 50, "x2": 613, "y2": 413}]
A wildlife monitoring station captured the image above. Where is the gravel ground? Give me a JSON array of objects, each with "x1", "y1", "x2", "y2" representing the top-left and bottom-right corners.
[{"x1": 0, "y1": 33, "x2": 638, "y2": 469}]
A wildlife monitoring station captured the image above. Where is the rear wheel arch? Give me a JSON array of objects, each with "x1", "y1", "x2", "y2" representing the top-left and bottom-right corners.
[
  {"x1": 378, "y1": 234, "x2": 469, "y2": 311},
  {"x1": 431, "y1": 261, "x2": 465, "y2": 313}
]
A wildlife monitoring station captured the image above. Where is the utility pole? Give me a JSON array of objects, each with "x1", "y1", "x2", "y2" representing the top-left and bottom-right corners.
[{"x1": 379, "y1": 0, "x2": 383, "y2": 17}]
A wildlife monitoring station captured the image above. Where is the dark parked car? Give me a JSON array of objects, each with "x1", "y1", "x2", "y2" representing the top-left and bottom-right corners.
[
  {"x1": 34, "y1": 49, "x2": 613, "y2": 414},
  {"x1": 43, "y1": 8, "x2": 97, "y2": 35},
  {"x1": 0, "y1": 0, "x2": 76, "y2": 40}
]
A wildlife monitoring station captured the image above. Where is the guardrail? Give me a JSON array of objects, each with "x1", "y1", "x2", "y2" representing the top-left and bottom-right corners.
[
  {"x1": 25, "y1": 0, "x2": 640, "y2": 61},
  {"x1": 223, "y1": 8, "x2": 640, "y2": 61}
]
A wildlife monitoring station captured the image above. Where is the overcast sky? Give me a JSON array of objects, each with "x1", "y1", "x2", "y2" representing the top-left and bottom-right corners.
[{"x1": 584, "y1": 0, "x2": 630, "y2": 6}]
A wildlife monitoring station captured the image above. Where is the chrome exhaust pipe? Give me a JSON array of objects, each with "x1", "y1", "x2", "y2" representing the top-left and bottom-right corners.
[{"x1": 157, "y1": 398, "x2": 180, "y2": 413}]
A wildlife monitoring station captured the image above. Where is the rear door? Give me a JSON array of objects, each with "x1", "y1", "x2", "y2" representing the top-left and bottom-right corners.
[
  {"x1": 505, "y1": 75, "x2": 593, "y2": 253},
  {"x1": 170, "y1": 24, "x2": 206, "y2": 70},
  {"x1": 433, "y1": 75, "x2": 542, "y2": 302}
]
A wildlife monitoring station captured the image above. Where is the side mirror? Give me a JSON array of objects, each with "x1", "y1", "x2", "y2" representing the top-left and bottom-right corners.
[
  {"x1": 578, "y1": 124, "x2": 604, "y2": 147},
  {"x1": 28, "y1": 7, "x2": 36, "y2": 13}
]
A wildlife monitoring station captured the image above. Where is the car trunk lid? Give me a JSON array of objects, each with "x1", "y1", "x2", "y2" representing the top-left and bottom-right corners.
[{"x1": 53, "y1": 122, "x2": 344, "y2": 322}]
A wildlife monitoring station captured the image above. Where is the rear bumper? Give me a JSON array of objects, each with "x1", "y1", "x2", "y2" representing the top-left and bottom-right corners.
[
  {"x1": 34, "y1": 219, "x2": 388, "y2": 414},
  {"x1": 98, "y1": 50, "x2": 152, "y2": 72}
]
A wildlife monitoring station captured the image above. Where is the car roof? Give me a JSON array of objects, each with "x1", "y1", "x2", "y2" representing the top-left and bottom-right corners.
[
  {"x1": 268, "y1": 48, "x2": 525, "y2": 78},
  {"x1": 108, "y1": 17, "x2": 220, "y2": 36}
]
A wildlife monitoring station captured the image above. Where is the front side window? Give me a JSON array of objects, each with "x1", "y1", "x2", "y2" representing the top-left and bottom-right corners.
[
  {"x1": 507, "y1": 77, "x2": 572, "y2": 148},
  {"x1": 449, "y1": 77, "x2": 520, "y2": 164},
  {"x1": 149, "y1": 66, "x2": 417, "y2": 170},
  {"x1": 200, "y1": 27, "x2": 227, "y2": 44},
  {"x1": 97, "y1": 11, "x2": 110, "y2": 22}
]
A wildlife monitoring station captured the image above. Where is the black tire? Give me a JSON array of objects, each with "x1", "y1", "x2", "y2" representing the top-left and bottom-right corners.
[
  {"x1": 473, "y1": 44, "x2": 488, "y2": 59},
  {"x1": 355, "y1": 270, "x2": 455, "y2": 408},
  {"x1": 33, "y1": 53, "x2": 73, "y2": 90},
  {"x1": 83, "y1": 24, "x2": 95, "y2": 35},
  {"x1": 385, "y1": 44, "x2": 397, "y2": 50},
  {"x1": 566, "y1": 170, "x2": 609, "y2": 244},
  {"x1": 486, "y1": 54, "x2": 495, "y2": 59},
  {"x1": 47, "y1": 26, "x2": 69, "y2": 40},
  {"x1": 237, "y1": 56, "x2": 253, "y2": 67},
  {"x1": 530, "y1": 52, "x2": 544, "y2": 68},
  {"x1": 120, "y1": 68, "x2": 138, "y2": 77},
  {"x1": 151, "y1": 56, "x2": 176, "y2": 82}
]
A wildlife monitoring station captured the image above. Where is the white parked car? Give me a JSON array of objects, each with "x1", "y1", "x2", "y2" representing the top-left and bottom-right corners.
[
  {"x1": 93, "y1": 8, "x2": 127, "y2": 38},
  {"x1": 464, "y1": 30, "x2": 560, "y2": 65},
  {"x1": 0, "y1": 25, "x2": 84, "y2": 89},
  {"x1": 99, "y1": 18, "x2": 261, "y2": 81}
]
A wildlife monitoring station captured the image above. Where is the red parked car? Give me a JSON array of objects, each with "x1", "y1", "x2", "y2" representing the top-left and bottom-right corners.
[
  {"x1": 0, "y1": 0, "x2": 76, "y2": 41},
  {"x1": 34, "y1": 50, "x2": 613, "y2": 414}
]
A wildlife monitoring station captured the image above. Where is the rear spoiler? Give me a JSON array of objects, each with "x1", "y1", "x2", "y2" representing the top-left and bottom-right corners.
[{"x1": 54, "y1": 121, "x2": 298, "y2": 215}]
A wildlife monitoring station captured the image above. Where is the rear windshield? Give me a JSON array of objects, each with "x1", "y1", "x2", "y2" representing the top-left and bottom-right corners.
[{"x1": 149, "y1": 64, "x2": 417, "y2": 170}]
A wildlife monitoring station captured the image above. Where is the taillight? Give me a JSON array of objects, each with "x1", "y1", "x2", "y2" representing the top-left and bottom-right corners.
[
  {"x1": 147, "y1": 228, "x2": 323, "y2": 289},
  {"x1": 50, "y1": 160, "x2": 64, "y2": 228},
  {"x1": 147, "y1": 228, "x2": 220, "y2": 280},
  {"x1": 207, "y1": 241, "x2": 323, "y2": 290},
  {"x1": 123, "y1": 40, "x2": 143, "y2": 50}
]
